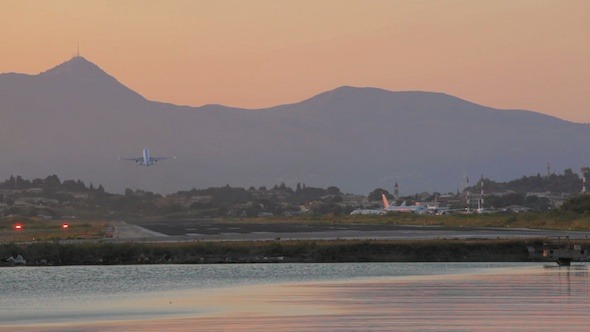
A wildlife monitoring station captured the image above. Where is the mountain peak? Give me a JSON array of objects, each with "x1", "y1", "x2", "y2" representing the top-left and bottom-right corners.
[
  {"x1": 32, "y1": 56, "x2": 146, "y2": 102},
  {"x1": 38, "y1": 56, "x2": 115, "y2": 82}
]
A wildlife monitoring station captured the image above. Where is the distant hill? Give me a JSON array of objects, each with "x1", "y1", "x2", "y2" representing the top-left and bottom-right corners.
[{"x1": 1, "y1": 56, "x2": 589, "y2": 194}]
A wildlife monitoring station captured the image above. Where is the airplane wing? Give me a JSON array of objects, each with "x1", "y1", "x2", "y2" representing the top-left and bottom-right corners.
[
  {"x1": 118, "y1": 157, "x2": 143, "y2": 162},
  {"x1": 149, "y1": 156, "x2": 175, "y2": 162}
]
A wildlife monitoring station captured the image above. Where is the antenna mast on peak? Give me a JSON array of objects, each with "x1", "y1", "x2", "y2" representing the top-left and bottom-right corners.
[{"x1": 77, "y1": 41, "x2": 80, "y2": 57}]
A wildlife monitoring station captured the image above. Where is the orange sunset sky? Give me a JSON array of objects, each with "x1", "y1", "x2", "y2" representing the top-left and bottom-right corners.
[{"x1": 2, "y1": 0, "x2": 589, "y2": 122}]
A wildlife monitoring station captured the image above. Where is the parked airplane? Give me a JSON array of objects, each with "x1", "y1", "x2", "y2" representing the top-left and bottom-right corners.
[
  {"x1": 119, "y1": 148, "x2": 174, "y2": 166},
  {"x1": 350, "y1": 193, "x2": 390, "y2": 215},
  {"x1": 350, "y1": 194, "x2": 427, "y2": 215},
  {"x1": 382, "y1": 194, "x2": 427, "y2": 214}
]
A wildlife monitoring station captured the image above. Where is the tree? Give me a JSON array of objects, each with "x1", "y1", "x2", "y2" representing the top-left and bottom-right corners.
[
  {"x1": 560, "y1": 195, "x2": 590, "y2": 214},
  {"x1": 16, "y1": 176, "x2": 30, "y2": 188},
  {"x1": 8, "y1": 175, "x2": 16, "y2": 189},
  {"x1": 62, "y1": 179, "x2": 86, "y2": 191},
  {"x1": 165, "y1": 203, "x2": 185, "y2": 214},
  {"x1": 32, "y1": 178, "x2": 44, "y2": 187},
  {"x1": 485, "y1": 193, "x2": 525, "y2": 208},
  {"x1": 244, "y1": 203, "x2": 262, "y2": 217},
  {"x1": 368, "y1": 188, "x2": 391, "y2": 202},
  {"x1": 524, "y1": 195, "x2": 550, "y2": 211},
  {"x1": 326, "y1": 186, "x2": 341, "y2": 195},
  {"x1": 44, "y1": 175, "x2": 61, "y2": 187},
  {"x1": 330, "y1": 195, "x2": 343, "y2": 203}
]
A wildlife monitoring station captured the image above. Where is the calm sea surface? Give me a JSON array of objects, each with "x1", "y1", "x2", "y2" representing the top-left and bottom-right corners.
[{"x1": 1, "y1": 262, "x2": 588, "y2": 331}]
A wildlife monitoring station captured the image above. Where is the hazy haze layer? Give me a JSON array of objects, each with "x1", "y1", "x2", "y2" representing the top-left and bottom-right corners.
[{"x1": 1, "y1": 57, "x2": 589, "y2": 195}]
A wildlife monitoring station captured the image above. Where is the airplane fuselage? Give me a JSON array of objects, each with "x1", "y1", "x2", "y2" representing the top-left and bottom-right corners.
[
  {"x1": 142, "y1": 148, "x2": 152, "y2": 166},
  {"x1": 120, "y1": 147, "x2": 172, "y2": 167}
]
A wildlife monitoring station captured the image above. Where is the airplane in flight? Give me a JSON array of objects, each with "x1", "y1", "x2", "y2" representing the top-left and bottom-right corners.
[{"x1": 119, "y1": 148, "x2": 174, "y2": 167}]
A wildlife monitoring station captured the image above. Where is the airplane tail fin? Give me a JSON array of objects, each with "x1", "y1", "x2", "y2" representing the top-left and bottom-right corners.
[
  {"x1": 381, "y1": 193, "x2": 391, "y2": 209},
  {"x1": 400, "y1": 201, "x2": 407, "y2": 207}
]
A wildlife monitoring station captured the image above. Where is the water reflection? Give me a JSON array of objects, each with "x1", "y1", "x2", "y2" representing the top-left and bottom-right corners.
[
  {"x1": 1, "y1": 264, "x2": 589, "y2": 331},
  {"x1": 555, "y1": 266, "x2": 588, "y2": 298}
]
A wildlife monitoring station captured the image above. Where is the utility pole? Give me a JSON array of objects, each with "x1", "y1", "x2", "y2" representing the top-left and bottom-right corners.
[
  {"x1": 581, "y1": 167, "x2": 589, "y2": 194},
  {"x1": 466, "y1": 176, "x2": 470, "y2": 213}
]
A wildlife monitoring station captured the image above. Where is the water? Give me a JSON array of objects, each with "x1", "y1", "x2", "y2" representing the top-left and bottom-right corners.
[{"x1": 1, "y1": 262, "x2": 588, "y2": 331}]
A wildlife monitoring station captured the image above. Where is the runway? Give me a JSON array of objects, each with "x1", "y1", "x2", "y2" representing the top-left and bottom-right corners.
[{"x1": 107, "y1": 219, "x2": 590, "y2": 242}]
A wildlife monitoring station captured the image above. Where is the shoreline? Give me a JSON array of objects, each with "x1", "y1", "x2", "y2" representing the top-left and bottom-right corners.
[{"x1": 3, "y1": 238, "x2": 587, "y2": 267}]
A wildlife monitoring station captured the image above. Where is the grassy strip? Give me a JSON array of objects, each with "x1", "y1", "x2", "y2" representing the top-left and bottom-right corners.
[{"x1": 0, "y1": 220, "x2": 111, "y2": 242}]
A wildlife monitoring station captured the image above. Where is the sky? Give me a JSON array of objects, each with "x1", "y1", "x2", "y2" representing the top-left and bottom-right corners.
[{"x1": 2, "y1": 0, "x2": 589, "y2": 122}]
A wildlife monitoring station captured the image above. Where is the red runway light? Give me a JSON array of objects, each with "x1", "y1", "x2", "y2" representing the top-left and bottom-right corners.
[
  {"x1": 14, "y1": 224, "x2": 23, "y2": 230},
  {"x1": 61, "y1": 223, "x2": 70, "y2": 229}
]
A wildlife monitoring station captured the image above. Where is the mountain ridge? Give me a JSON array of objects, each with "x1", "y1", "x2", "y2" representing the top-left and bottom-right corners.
[{"x1": 0, "y1": 57, "x2": 577, "y2": 124}]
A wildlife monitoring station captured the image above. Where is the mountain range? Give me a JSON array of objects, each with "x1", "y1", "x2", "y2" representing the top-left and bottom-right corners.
[{"x1": 1, "y1": 56, "x2": 588, "y2": 195}]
